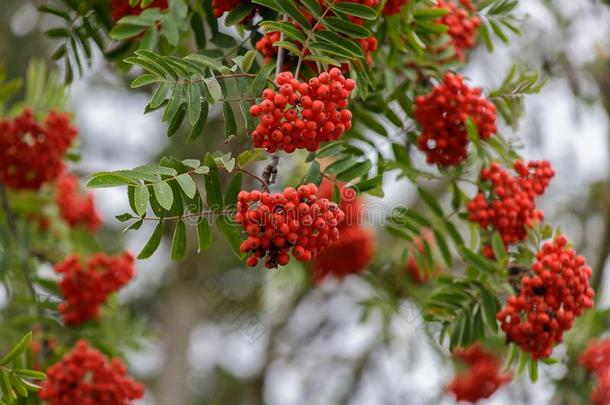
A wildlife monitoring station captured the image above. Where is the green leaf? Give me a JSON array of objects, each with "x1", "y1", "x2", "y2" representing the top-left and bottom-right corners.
[
  {"x1": 529, "y1": 358, "x2": 539, "y2": 382},
  {"x1": 188, "y1": 82, "x2": 202, "y2": 125},
  {"x1": 302, "y1": 160, "x2": 322, "y2": 185},
  {"x1": 134, "y1": 184, "x2": 149, "y2": 216},
  {"x1": 150, "y1": 82, "x2": 170, "y2": 108},
  {"x1": 251, "y1": 63, "x2": 275, "y2": 95},
  {"x1": 223, "y1": 102, "x2": 237, "y2": 137},
  {"x1": 491, "y1": 232, "x2": 507, "y2": 261},
  {"x1": 131, "y1": 74, "x2": 161, "y2": 88},
  {"x1": 0, "y1": 333, "x2": 32, "y2": 365},
  {"x1": 433, "y1": 229, "x2": 453, "y2": 268},
  {"x1": 187, "y1": 101, "x2": 208, "y2": 143},
  {"x1": 176, "y1": 173, "x2": 197, "y2": 199},
  {"x1": 204, "y1": 77, "x2": 222, "y2": 103},
  {"x1": 324, "y1": 17, "x2": 371, "y2": 39},
  {"x1": 224, "y1": 3, "x2": 254, "y2": 26},
  {"x1": 137, "y1": 221, "x2": 164, "y2": 259},
  {"x1": 197, "y1": 217, "x2": 212, "y2": 252},
  {"x1": 153, "y1": 181, "x2": 174, "y2": 210},
  {"x1": 458, "y1": 246, "x2": 494, "y2": 274},
  {"x1": 110, "y1": 24, "x2": 146, "y2": 40},
  {"x1": 336, "y1": 160, "x2": 372, "y2": 182},
  {"x1": 87, "y1": 172, "x2": 136, "y2": 188},
  {"x1": 480, "y1": 288, "x2": 499, "y2": 333},
  {"x1": 203, "y1": 154, "x2": 224, "y2": 210},
  {"x1": 171, "y1": 219, "x2": 187, "y2": 261},
  {"x1": 237, "y1": 149, "x2": 266, "y2": 167},
  {"x1": 225, "y1": 173, "x2": 242, "y2": 207},
  {"x1": 300, "y1": 0, "x2": 322, "y2": 18},
  {"x1": 418, "y1": 186, "x2": 444, "y2": 217},
  {"x1": 332, "y1": 2, "x2": 377, "y2": 20},
  {"x1": 274, "y1": 0, "x2": 311, "y2": 30},
  {"x1": 217, "y1": 216, "x2": 245, "y2": 259}
]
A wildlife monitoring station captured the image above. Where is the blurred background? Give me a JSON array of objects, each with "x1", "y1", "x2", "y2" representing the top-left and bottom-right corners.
[{"x1": 2, "y1": 0, "x2": 610, "y2": 404}]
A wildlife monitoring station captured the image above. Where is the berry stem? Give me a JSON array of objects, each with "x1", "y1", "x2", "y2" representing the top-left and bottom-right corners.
[{"x1": 235, "y1": 167, "x2": 271, "y2": 193}]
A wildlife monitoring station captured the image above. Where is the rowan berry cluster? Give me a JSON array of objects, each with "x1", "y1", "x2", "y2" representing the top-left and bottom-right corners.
[
  {"x1": 468, "y1": 160, "x2": 555, "y2": 247},
  {"x1": 414, "y1": 73, "x2": 497, "y2": 166},
  {"x1": 56, "y1": 172, "x2": 102, "y2": 232},
  {"x1": 55, "y1": 252, "x2": 135, "y2": 326},
  {"x1": 39, "y1": 340, "x2": 143, "y2": 405},
  {"x1": 249, "y1": 69, "x2": 355, "y2": 152},
  {"x1": 496, "y1": 236, "x2": 595, "y2": 359},
  {"x1": 0, "y1": 109, "x2": 77, "y2": 190},
  {"x1": 447, "y1": 343, "x2": 511, "y2": 403},
  {"x1": 312, "y1": 180, "x2": 374, "y2": 281},
  {"x1": 382, "y1": 0, "x2": 410, "y2": 15},
  {"x1": 110, "y1": 0, "x2": 168, "y2": 21},
  {"x1": 434, "y1": 0, "x2": 481, "y2": 61},
  {"x1": 212, "y1": 0, "x2": 244, "y2": 17},
  {"x1": 406, "y1": 229, "x2": 440, "y2": 283},
  {"x1": 580, "y1": 338, "x2": 610, "y2": 405},
  {"x1": 236, "y1": 183, "x2": 345, "y2": 269},
  {"x1": 255, "y1": 32, "x2": 281, "y2": 64}
]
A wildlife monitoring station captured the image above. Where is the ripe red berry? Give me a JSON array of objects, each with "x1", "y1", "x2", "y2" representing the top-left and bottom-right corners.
[
  {"x1": 468, "y1": 160, "x2": 555, "y2": 248},
  {"x1": 580, "y1": 338, "x2": 610, "y2": 405},
  {"x1": 497, "y1": 236, "x2": 595, "y2": 359},
  {"x1": 434, "y1": 0, "x2": 481, "y2": 61},
  {"x1": 0, "y1": 109, "x2": 77, "y2": 190},
  {"x1": 414, "y1": 73, "x2": 496, "y2": 166},
  {"x1": 249, "y1": 71, "x2": 356, "y2": 153},
  {"x1": 447, "y1": 343, "x2": 512, "y2": 403},
  {"x1": 56, "y1": 172, "x2": 102, "y2": 232},
  {"x1": 39, "y1": 339, "x2": 144, "y2": 405},
  {"x1": 236, "y1": 183, "x2": 345, "y2": 268},
  {"x1": 55, "y1": 252, "x2": 135, "y2": 325}
]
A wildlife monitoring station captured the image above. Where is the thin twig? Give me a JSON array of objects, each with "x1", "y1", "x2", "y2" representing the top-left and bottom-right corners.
[
  {"x1": 294, "y1": 0, "x2": 338, "y2": 78},
  {"x1": 140, "y1": 209, "x2": 236, "y2": 222},
  {"x1": 275, "y1": 15, "x2": 289, "y2": 76},
  {"x1": 236, "y1": 167, "x2": 271, "y2": 193}
]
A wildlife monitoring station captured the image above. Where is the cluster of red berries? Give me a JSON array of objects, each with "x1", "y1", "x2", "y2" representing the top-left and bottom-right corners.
[
  {"x1": 468, "y1": 160, "x2": 555, "y2": 248},
  {"x1": 56, "y1": 172, "x2": 102, "y2": 232},
  {"x1": 236, "y1": 183, "x2": 345, "y2": 269},
  {"x1": 414, "y1": 73, "x2": 496, "y2": 166},
  {"x1": 39, "y1": 340, "x2": 143, "y2": 405},
  {"x1": 55, "y1": 252, "x2": 135, "y2": 326},
  {"x1": 249, "y1": 69, "x2": 355, "y2": 152},
  {"x1": 312, "y1": 180, "x2": 374, "y2": 282},
  {"x1": 255, "y1": 32, "x2": 281, "y2": 64},
  {"x1": 110, "y1": 0, "x2": 168, "y2": 21},
  {"x1": 447, "y1": 343, "x2": 511, "y2": 403},
  {"x1": 405, "y1": 229, "x2": 440, "y2": 283},
  {"x1": 496, "y1": 236, "x2": 595, "y2": 359},
  {"x1": 580, "y1": 338, "x2": 610, "y2": 405},
  {"x1": 212, "y1": 0, "x2": 244, "y2": 17},
  {"x1": 0, "y1": 109, "x2": 77, "y2": 190},
  {"x1": 434, "y1": 0, "x2": 481, "y2": 61}
]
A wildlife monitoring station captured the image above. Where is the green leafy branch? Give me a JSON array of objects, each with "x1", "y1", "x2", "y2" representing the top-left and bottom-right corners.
[
  {"x1": 88, "y1": 150, "x2": 267, "y2": 261},
  {"x1": 126, "y1": 49, "x2": 269, "y2": 139},
  {"x1": 490, "y1": 65, "x2": 548, "y2": 129},
  {"x1": 0, "y1": 333, "x2": 46, "y2": 404},
  {"x1": 476, "y1": 0, "x2": 522, "y2": 51}
]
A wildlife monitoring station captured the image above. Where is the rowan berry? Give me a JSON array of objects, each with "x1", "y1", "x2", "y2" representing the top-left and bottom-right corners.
[
  {"x1": 497, "y1": 236, "x2": 595, "y2": 359},
  {"x1": 382, "y1": 0, "x2": 409, "y2": 15},
  {"x1": 468, "y1": 160, "x2": 555, "y2": 247},
  {"x1": 236, "y1": 184, "x2": 345, "y2": 268},
  {"x1": 0, "y1": 109, "x2": 77, "y2": 190},
  {"x1": 580, "y1": 338, "x2": 610, "y2": 405},
  {"x1": 447, "y1": 344, "x2": 511, "y2": 403},
  {"x1": 434, "y1": 0, "x2": 481, "y2": 61},
  {"x1": 39, "y1": 340, "x2": 143, "y2": 405},
  {"x1": 55, "y1": 252, "x2": 135, "y2": 326},
  {"x1": 56, "y1": 172, "x2": 102, "y2": 232},
  {"x1": 414, "y1": 73, "x2": 496, "y2": 166},
  {"x1": 250, "y1": 70, "x2": 355, "y2": 152}
]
